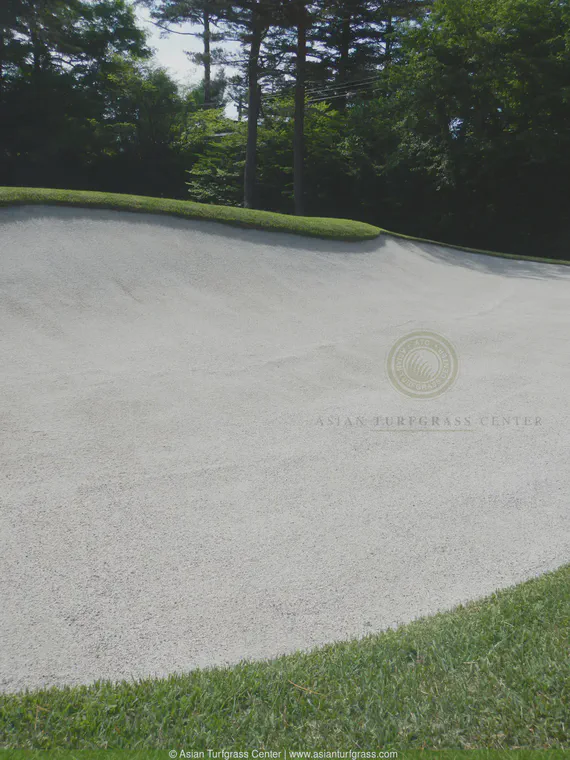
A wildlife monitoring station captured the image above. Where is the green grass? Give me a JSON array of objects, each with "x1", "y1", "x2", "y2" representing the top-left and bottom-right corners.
[
  {"x1": 382, "y1": 228, "x2": 570, "y2": 267},
  {"x1": 1, "y1": 187, "x2": 569, "y2": 265},
  {"x1": 0, "y1": 187, "x2": 381, "y2": 242},
  {"x1": 1, "y1": 565, "x2": 569, "y2": 750}
]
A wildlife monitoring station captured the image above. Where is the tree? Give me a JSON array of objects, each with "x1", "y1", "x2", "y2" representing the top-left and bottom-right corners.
[
  {"x1": 308, "y1": 0, "x2": 431, "y2": 108},
  {"x1": 383, "y1": 0, "x2": 570, "y2": 250},
  {"x1": 275, "y1": 0, "x2": 313, "y2": 214},
  {"x1": 292, "y1": 0, "x2": 309, "y2": 214},
  {"x1": 0, "y1": 0, "x2": 149, "y2": 187},
  {"x1": 139, "y1": 0, "x2": 227, "y2": 107},
  {"x1": 183, "y1": 109, "x2": 244, "y2": 204},
  {"x1": 99, "y1": 60, "x2": 188, "y2": 194},
  {"x1": 241, "y1": 1, "x2": 265, "y2": 207},
  {"x1": 145, "y1": 0, "x2": 282, "y2": 208}
]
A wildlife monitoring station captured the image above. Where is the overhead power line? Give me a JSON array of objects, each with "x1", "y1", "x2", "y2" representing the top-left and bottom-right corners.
[
  {"x1": 306, "y1": 85, "x2": 383, "y2": 105},
  {"x1": 260, "y1": 75, "x2": 382, "y2": 103},
  {"x1": 305, "y1": 74, "x2": 382, "y2": 93}
]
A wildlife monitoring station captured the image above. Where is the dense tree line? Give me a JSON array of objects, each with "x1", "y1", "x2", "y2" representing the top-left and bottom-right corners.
[{"x1": 1, "y1": 0, "x2": 569, "y2": 257}]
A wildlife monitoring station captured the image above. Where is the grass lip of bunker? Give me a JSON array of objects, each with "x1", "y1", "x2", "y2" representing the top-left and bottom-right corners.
[{"x1": 2, "y1": 186, "x2": 570, "y2": 265}]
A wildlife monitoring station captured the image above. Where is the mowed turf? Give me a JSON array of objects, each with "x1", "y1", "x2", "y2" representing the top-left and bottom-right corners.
[
  {"x1": 0, "y1": 188, "x2": 381, "y2": 242},
  {"x1": 1, "y1": 565, "x2": 568, "y2": 750},
  {"x1": 2, "y1": 186, "x2": 570, "y2": 265}
]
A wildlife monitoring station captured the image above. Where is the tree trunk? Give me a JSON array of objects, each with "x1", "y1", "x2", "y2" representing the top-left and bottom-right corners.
[
  {"x1": 385, "y1": 14, "x2": 393, "y2": 63},
  {"x1": 0, "y1": 31, "x2": 4, "y2": 97},
  {"x1": 293, "y1": 2, "x2": 307, "y2": 216},
  {"x1": 203, "y1": 10, "x2": 212, "y2": 106},
  {"x1": 338, "y1": 9, "x2": 351, "y2": 113},
  {"x1": 243, "y1": 11, "x2": 262, "y2": 209}
]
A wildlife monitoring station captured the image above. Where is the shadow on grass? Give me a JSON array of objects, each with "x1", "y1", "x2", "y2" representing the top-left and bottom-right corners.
[
  {"x1": 401, "y1": 238, "x2": 570, "y2": 281},
  {"x1": 3, "y1": 206, "x2": 568, "y2": 280},
  {"x1": 0, "y1": 204, "x2": 384, "y2": 255}
]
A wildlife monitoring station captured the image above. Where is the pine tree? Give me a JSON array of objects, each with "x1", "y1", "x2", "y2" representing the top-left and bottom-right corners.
[
  {"x1": 309, "y1": 0, "x2": 432, "y2": 108},
  {"x1": 140, "y1": 0, "x2": 227, "y2": 106}
]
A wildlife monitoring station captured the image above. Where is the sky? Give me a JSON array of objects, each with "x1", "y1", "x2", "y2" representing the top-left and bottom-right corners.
[
  {"x1": 135, "y1": 6, "x2": 204, "y2": 86},
  {"x1": 135, "y1": 7, "x2": 240, "y2": 86},
  {"x1": 134, "y1": 5, "x2": 241, "y2": 116}
]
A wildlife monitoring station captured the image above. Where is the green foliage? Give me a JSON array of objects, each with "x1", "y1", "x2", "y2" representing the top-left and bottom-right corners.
[
  {"x1": 0, "y1": 0, "x2": 224, "y2": 197},
  {"x1": 381, "y1": 0, "x2": 570, "y2": 247},
  {"x1": 2, "y1": 0, "x2": 570, "y2": 257},
  {"x1": 182, "y1": 110, "x2": 246, "y2": 205}
]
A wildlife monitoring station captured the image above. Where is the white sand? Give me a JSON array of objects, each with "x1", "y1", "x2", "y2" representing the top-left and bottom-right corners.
[{"x1": 1, "y1": 206, "x2": 569, "y2": 691}]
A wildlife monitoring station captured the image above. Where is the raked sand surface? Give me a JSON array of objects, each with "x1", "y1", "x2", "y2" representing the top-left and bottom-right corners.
[{"x1": 1, "y1": 206, "x2": 569, "y2": 691}]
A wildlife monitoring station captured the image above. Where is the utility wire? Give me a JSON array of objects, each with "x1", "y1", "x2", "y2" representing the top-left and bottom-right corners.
[
  {"x1": 305, "y1": 74, "x2": 382, "y2": 93},
  {"x1": 260, "y1": 76, "x2": 382, "y2": 103},
  {"x1": 306, "y1": 86, "x2": 383, "y2": 105}
]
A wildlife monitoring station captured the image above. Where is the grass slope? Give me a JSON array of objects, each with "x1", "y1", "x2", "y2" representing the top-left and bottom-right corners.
[
  {"x1": 383, "y1": 229, "x2": 570, "y2": 267},
  {"x1": 0, "y1": 188, "x2": 380, "y2": 242},
  {"x1": 1, "y1": 187, "x2": 570, "y2": 266},
  {"x1": 1, "y1": 565, "x2": 569, "y2": 750}
]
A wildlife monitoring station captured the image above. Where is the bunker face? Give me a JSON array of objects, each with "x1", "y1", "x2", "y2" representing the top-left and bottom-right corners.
[{"x1": 1, "y1": 207, "x2": 569, "y2": 691}]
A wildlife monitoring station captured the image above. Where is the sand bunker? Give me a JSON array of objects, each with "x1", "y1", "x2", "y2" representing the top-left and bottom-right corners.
[{"x1": 1, "y1": 206, "x2": 569, "y2": 691}]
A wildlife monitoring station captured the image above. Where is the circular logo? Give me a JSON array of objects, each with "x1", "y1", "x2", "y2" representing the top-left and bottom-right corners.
[{"x1": 387, "y1": 331, "x2": 458, "y2": 399}]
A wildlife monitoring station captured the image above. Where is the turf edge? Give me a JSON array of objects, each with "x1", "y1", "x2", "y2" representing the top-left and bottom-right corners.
[
  {"x1": 1, "y1": 565, "x2": 568, "y2": 750},
  {"x1": 1, "y1": 187, "x2": 569, "y2": 265}
]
